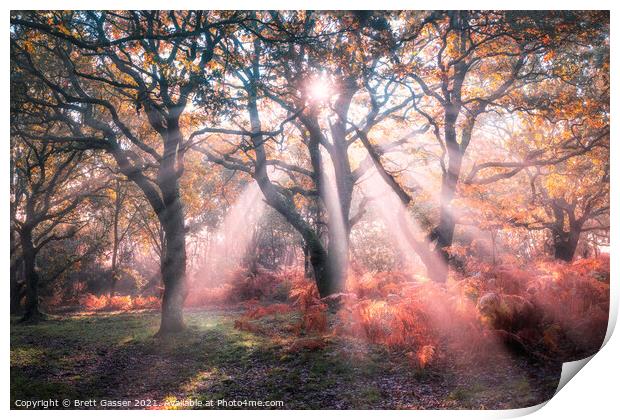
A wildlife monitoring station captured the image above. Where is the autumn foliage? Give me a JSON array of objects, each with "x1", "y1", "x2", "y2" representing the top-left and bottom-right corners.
[
  {"x1": 7, "y1": 10, "x2": 612, "y2": 412},
  {"x1": 71, "y1": 251, "x2": 609, "y2": 368},
  {"x1": 221, "y1": 254, "x2": 609, "y2": 367},
  {"x1": 79, "y1": 294, "x2": 159, "y2": 311},
  {"x1": 185, "y1": 267, "x2": 287, "y2": 307}
]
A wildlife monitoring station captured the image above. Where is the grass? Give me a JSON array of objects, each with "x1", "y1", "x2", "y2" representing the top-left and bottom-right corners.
[
  {"x1": 10, "y1": 309, "x2": 561, "y2": 409},
  {"x1": 447, "y1": 384, "x2": 488, "y2": 404}
]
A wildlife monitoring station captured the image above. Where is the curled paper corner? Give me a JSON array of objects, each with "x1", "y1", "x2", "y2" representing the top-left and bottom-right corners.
[
  {"x1": 511, "y1": 276, "x2": 617, "y2": 415},
  {"x1": 494, "y1": 401, "x2": 548, "y2": 418},
  {"x1": 601, "y1": 283, "x2": 618, "y2": 349},
  {"x1": 551, "y1": 307, "x2": 616, "y2": 396},
  {"x1": 554, "y1": 355, "x2": 595, "y2": 396},
  {"x1": 495, "y1": 354, "x2": 598, "y2": 419},
  {"x1": 548, "y1": 264, "x2": 620, "y2": 395},
  {"x1": 552, "y1": 309, "x2": 614, "y2": 398}
]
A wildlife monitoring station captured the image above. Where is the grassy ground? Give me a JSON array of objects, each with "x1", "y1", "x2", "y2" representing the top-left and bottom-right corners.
[{"x1": 10, "y1": 309, "x2": 562, "y2": 409}]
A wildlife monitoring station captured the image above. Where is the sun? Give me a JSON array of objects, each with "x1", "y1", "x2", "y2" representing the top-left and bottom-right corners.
[{"x1": 306, "y1": 75, "x2": 333, "y2": 102}]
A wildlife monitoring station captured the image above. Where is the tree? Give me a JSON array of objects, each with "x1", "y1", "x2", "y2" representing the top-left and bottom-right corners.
[
  {"x1": 197, "y1": 12, "x2": 416, "y2": 296},
  {"x1": 11, "y1": 11, "x2": 246, "y2": 334},
  {"x1": 461, "y1": 20, "x2": 610, "y2": 262},
  {"x1": 10, "y1": 136, "x2": 102, "y2": 322},
  {"x1": 361, "y1": 10, "x2": 609, "y2": 280}
]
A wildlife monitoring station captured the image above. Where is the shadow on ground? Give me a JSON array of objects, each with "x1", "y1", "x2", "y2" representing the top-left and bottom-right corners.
[{"x1": 10, "y1": 309, "x2": 562, "y2": 409}]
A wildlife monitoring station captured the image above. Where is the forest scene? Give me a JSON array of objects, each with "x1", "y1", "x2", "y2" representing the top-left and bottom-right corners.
[{"x1": 9, "y1": 10, "x2": 610, "y2": 410}]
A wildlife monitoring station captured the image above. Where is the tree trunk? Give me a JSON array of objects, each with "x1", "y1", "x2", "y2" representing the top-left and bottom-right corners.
[
  {"x1": 303, "y1": 243, "x2": 311, "y2": 278},
  {"x1": 109, "y1": 239, "x2": 119, "y2": 297},
  {"x1": 10, "y1": 258, "x2": 24, "y2": 315},
  {"x1": 247, "y1": 87, "x2": 342, "y2": 297},
  {"x1": 553, "y1": 227, "x2": 581, "y2": 262},
  {"x1": 109, "y1": 188, "x2": 121, "y2": 297},
  {"x1": 326, "y1": 81, "x2": 354, "y2": 290},
  {"x1": 326, "y1": 231, "x2": 348, "y2": 295},
  {"x1": 150, "y1": 117, "x2": 189, "y2": 336},
  {"x1": 550, "y1": 205, "x2": 583, "y2": 262},
  {"x1": 307, "y1": 240, "x2": 341, "y2": 297},
  {"x1": 20, "y1": 229, "x2": 44, "y2": 323},
  {"x1": 10, "y1": 218, "x2": 23, "y2": 315},
  {"x1": 430, "y1": 206, "x2": 458, "y2": 282},
  {"x1": 430, "y1": 105, "x2": 465, "y2": 282},
  {"x1": 156, "y1": 200, "x2": 188, "y2": 335}
]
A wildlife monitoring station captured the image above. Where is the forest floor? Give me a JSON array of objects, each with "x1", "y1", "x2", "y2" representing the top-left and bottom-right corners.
[{"x1": 11, "y1": 308, "x2": 562, "y2": 410}]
